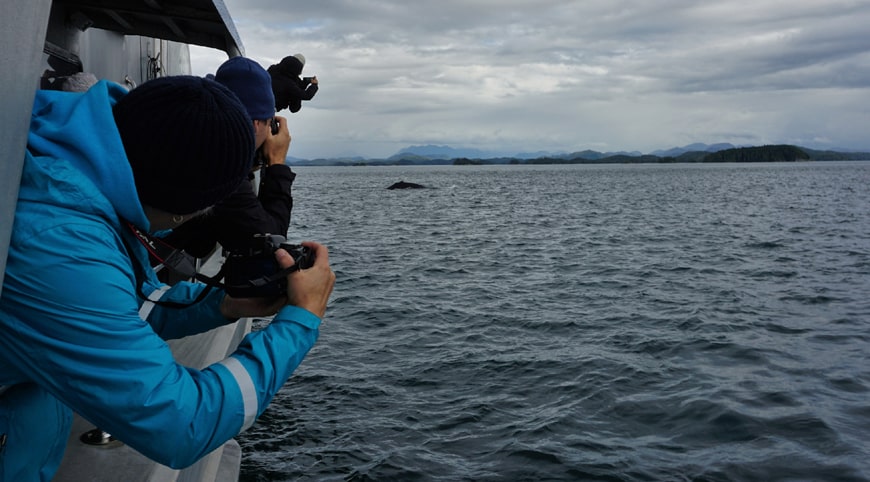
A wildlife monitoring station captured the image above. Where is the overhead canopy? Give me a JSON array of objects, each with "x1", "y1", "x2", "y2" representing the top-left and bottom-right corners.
[{"x1": 53, "y1": 0, "x2": 244, "y2": 55}]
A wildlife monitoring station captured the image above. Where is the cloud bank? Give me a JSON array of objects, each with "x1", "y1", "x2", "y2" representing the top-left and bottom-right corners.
[{"x1": 190, "y1": 1, "x2": 870, "y2": 159}]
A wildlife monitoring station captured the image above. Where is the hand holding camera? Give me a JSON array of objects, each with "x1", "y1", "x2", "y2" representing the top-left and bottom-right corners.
[
  {"x1": 220, "y1": 236, "x2": 334, "y2": 320},
  {"x1": 223, "y1": 234, "x2": 313, "y2": 298},
  {"x1": 276, "y1": 242, "x2": 334, "y2": 318},
  {"x1": 261, "y1": 115, "x2": 290, "y2": 166}
]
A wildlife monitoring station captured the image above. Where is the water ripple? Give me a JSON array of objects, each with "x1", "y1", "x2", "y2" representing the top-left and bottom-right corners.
[{"x1": 240, "y1": 162, "x2": 870, "y2": 481}]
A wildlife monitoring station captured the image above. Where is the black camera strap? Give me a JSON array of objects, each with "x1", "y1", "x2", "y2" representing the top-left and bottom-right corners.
[
  {"x1": 127, "y1": 223, "x2": 210, "y2": 280},
  {"x1": 124, "y1": 222, "x2": 217, "y2": 307},
  {"x1": 126, "y1": 223, "x2": 302, "y2": 302}
]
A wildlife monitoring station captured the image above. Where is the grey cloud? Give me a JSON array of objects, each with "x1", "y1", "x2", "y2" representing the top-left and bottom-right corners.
[{"x1": 211, "y1": 0, "x2": 870, "y2": 158}]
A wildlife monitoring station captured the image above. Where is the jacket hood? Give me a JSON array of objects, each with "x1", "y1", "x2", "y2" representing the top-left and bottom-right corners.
[
  {"x1": 26, "y1": 81, "x2": 149, "y2": 230},
  {"x1": 271, "y1": 55, "x2": 304, "y2": 77}
]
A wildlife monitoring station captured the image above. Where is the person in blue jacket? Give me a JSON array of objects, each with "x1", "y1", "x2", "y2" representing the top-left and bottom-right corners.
[{"x1": 0, "y1": 75, "x2": 335, "y2": 481}]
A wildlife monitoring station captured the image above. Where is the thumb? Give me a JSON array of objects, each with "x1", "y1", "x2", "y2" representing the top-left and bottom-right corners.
[{"x1": 274, "y1": 248, "x2": 296, "y2": 269}]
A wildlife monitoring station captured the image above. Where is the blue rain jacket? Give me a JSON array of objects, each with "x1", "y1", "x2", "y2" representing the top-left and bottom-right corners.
[{"x1": 0, "y1": 81, "x2": 321, "y2": 480}]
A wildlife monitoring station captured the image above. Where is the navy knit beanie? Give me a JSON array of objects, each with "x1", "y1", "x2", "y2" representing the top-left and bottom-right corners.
[
  {"x1": 113, "y1": 75, "x2": 254, "y2": 214},
  {"x1": 214, "y1": 56, "x2": 275, "y2": 120}
]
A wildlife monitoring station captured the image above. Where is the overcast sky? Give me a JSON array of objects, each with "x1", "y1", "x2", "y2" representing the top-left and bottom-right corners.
[{"x1": 190, "y1": 1, "x2": 870, "y2": 160}]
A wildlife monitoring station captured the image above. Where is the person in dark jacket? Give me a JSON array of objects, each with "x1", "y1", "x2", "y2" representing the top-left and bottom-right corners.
[
  {"x1": 0, "y1": 75, "x2": 335, "y2": 481},
  {"x1": 161, "y1": 56, "x2": 296, "y2": 260},
  {"x1": 267, "y1": 53, "x2": 318, "y2": 113}
]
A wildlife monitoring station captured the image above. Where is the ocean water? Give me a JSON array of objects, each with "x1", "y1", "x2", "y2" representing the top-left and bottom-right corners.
[{"x1": 239, "y1": 162, "x2": 870, "y2": 481}]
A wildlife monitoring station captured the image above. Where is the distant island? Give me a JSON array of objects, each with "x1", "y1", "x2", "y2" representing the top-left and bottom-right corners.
[{"x1": 287, "y1": 143, "x2": 870, "y2": 167}]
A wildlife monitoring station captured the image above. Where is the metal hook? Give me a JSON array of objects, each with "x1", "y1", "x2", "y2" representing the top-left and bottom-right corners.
[{"x1": 80, "y1": 428, "x2": 119, "y2": 446}]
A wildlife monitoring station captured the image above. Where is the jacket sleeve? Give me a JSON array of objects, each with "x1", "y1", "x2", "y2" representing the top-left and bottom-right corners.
[
  {"x1": 0, "y1": 221, "x2": 320, "y2": 469},
  {"x1": 276, "y1": 77, "x2": 309, "y2": 113},
  {"x1": 209, "y1": 169, "x2": 294, "y2": 249},
  {"x1": 257, "y1": 164, "x2": 295, "y2": 235},
  {"x1": 288, "y1": 93, "x2": 303, "y2": 113},
  {"x1": 301, "y1": 82, "x2": 319, "y2": 102},
  {"x1": 137, "y1": 278, "x2": 231, "y2": 339}
]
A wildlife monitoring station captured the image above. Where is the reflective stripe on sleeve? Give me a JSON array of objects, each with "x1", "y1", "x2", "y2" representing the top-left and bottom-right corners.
[
  {"x1": 138, "y1": 285, "x2": 170, "y2": 320},
  {"x1": 218, "y1": 357, "x2": 258, "y2": 431}
]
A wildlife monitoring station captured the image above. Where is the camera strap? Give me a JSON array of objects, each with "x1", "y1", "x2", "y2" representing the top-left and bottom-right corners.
[
  {"x1": 124, "y1": 222, "x2": 219, "y2": 307},
  {"x1": 126, "y1": 223, "x2": 302, "y2": 299}
]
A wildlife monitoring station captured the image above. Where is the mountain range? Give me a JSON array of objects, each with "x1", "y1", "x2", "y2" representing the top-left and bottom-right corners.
[{"x1": 288, "y1": 143, "x2": 869, "y2": 165}]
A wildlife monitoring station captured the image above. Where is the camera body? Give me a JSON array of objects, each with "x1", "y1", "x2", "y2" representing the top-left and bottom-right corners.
[
  {"x1": 269, "y1": 117, "x2": 280, "y2": 135},
  {"x1": 223, "y1": 234, "x2": 314, "y2": 298}
]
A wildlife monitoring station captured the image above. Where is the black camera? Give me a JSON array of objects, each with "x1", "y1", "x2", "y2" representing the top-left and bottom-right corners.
[
  {"x1": 223, "y1": 234, "x2": 314, "y2": 298},
  {"x1": 269, "y1": 117, "x2": 280, "y2": 135}
]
